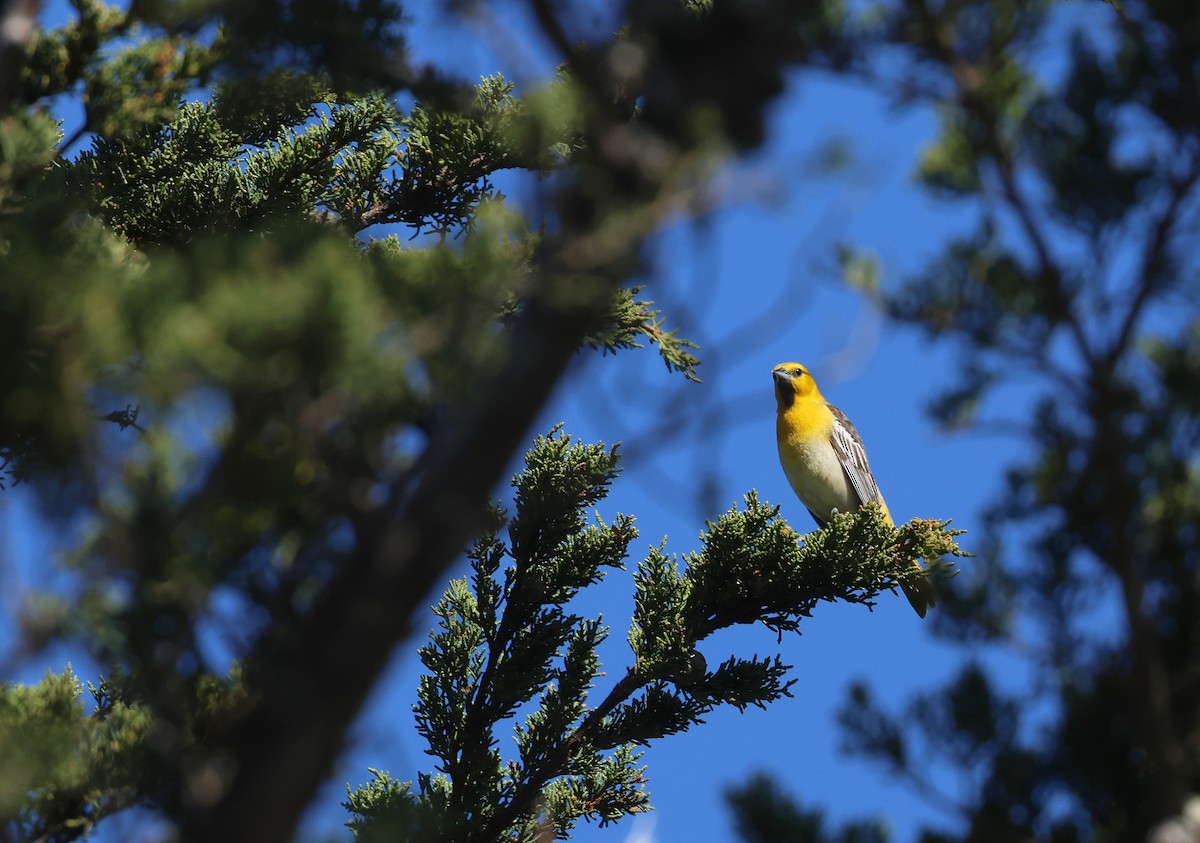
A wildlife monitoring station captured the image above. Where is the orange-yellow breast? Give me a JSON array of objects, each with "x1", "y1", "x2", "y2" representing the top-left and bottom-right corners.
[{"x1": 775, "y1": 398, "x2": 859, "y2": 523}]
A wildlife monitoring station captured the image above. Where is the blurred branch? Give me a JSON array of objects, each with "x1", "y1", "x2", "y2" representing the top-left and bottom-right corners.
[
  {"x1": 1075, "y1": 154, "x2": 1200, "y2": 819},
  {"x1": 0, "y1": 0, "x2": 38, "y2": 111},
  {"x1": 529, "y1": 0, "x2": 582, "y2": 71},
  {"x1": 1105, "y1": 149, "x2": 1200, "y2": 371},
  {"x1": 903, "y1": 0, "x2": 1090, "y2": 367}
]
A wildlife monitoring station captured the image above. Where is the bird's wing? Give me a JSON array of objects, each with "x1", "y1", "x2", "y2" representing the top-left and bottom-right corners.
[{"x1": 826, "y1": 403, "x2": 882, "y2": 506}]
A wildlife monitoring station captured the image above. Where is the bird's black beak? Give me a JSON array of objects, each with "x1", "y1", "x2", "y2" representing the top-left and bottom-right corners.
[{"x1": 772, "y1": 368, "x2": 793, "y2": 407}]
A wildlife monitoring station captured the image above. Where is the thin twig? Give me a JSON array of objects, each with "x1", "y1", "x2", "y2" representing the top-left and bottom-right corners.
[
  {"x1": 478, "y1": 668, "x2": 647, "y2": 843},
  {"x1": 1104, "y1": 149, "x2": 1200, "y2": 370}
]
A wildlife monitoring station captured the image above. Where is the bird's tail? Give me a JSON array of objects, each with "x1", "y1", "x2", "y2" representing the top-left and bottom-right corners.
[
  {"x1": 879, "y1": 502, "x2": 936, "y2": 618},
  {"x1": 901, "y1": 558, "x2": 937, "y2": 618}
]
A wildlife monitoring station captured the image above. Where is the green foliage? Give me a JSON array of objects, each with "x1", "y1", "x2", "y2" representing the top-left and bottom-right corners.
[
  {"x1": 0, "y1": 666, "x2": 249, "y2": 843},
  {"x1": 65, "y1": 79, "x2": 530, "y2": 245},
  {"x1": 348, "y1": 431, "x2": 965, "y2": 842},
  {"x1": 726, "y1": 772, "x2": 889, "y2": 843},
  {"x1": 581, "y1": 287, "x2": 703, "y2": 383},
  {"x1": 19, "y1": 0, "x2": 138, "y2": 104},
  {"x1": 728, "y1": 772, "x2": 827, "y2": 843},
  {"x1": 916, "y1": 108, "x2": 982, "y2": 195},
  {"x1": 0, "y1": 111, "x2": 61, "y2": 211},
  {"x1": 214, "y1": 0, "x2": 410, "y2": 93},
  {"x1": 370, "y1": 75, "x2": 526, "y2": 235},
  {"x1": 350, "y1": 430, "x2": 639, "y2": 842},
  {"x1": 344, "y1": 769, "x2": 428, "y2": 842}
]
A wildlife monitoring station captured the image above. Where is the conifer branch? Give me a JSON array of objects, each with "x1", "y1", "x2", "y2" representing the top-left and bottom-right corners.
[{"x1": 347, "y1": 441, "x2": 965, "y2": 842}]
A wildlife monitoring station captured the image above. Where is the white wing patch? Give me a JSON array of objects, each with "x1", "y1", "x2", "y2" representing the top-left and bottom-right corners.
[{"x1": 826, "y1": 404, "x2": 882, "y2": 506}]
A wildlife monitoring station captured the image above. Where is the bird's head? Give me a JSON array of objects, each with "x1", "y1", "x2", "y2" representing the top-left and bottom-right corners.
[{"x1": 772, "y1": 362, "x2": 822, "y2": 409}]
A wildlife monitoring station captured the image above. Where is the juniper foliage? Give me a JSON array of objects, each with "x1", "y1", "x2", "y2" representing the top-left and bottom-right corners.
[{"x1": 345, "y1": 430, "x2": 965, "y2": 842}]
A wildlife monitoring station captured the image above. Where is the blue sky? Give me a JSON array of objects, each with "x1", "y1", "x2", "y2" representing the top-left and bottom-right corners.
[{"x1": 0, "y1": 1, "x2": 1061, "y2": 841}]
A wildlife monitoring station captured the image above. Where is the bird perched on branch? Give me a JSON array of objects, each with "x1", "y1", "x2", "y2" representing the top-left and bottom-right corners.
[{"x1": 772, "y1": 361, "x2": 935, "y2": 617}]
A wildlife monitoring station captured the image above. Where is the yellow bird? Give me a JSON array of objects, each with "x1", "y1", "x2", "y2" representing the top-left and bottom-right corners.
[{"x1": 772, "y1": 362, "x2": 935, "y2": 617}]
